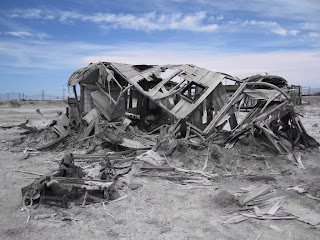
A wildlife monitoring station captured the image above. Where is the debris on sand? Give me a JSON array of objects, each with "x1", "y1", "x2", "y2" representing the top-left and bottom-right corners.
[{"x1": 12, "y1": 62, "x2": 320, "y2": 225}]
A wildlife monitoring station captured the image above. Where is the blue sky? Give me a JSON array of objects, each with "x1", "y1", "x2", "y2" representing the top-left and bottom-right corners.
[{"x1": 0, "y1": 0, "x2": 319, "y2": 96}]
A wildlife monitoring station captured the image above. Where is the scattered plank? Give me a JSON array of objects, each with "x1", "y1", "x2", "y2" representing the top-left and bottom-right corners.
[
  {"x1": 37, "y1": 134, "x2": 70, "y2": 150},
  {"x1": 254, "y1": 206, "x2": 263, "y2": 217},
  {"x1": 14, "y1": 170, "x2": 45, "y2": 176},
  {"x1": 223, "y1": 215, "x2": 248, "y2": 224},
  {"x1": 241, "y1": 213, "x2": 296, "y2": 220},
  {"x1": 83, "y1": 108, "x2": 99, "y2": 124},
  {"x1": 239, "y1": 184, "x2": 272, "y2": 206},
  {"x1": 78, "y1": 120, "x2": 96, "y2": 141},
  {"x1": 140, "y1": 166, "x2": 175, "y2": 171},
  {"x1": 266, "y1": 199, "x2": 286, "y2": 215},
  {"x1": 283, "y1": 201, "x2": 320, "y2": 226}
]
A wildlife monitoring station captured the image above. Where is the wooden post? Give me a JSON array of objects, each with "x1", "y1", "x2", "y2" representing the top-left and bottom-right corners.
[
  {"x1": 73, "y1": 86, "x2": 82, "y2": 119},
  {"x1": 129, "y1": 88, "x2": 133, "y2": 109}
]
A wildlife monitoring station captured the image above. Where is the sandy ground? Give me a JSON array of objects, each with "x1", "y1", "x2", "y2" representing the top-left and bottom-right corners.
[{"x1": 0, "y1": 98, "x2": 319, "y2": 240}]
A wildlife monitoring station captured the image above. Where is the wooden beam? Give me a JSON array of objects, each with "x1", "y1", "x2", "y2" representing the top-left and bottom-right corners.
[
  {"x1": 203, "y1": 82, "x2": 248, "y2": 134},
  {"x1": 246, "y1": 82, "x2": 290, "y2": 100},
  {"x1": 73, "y1": 86, "x2": 82, "y2": 119},
  {"x1": 150, "y1": 69, "x2": 183, "y2": 97},
  {"x1": 95, "y1": 82, "x2": 116, "y2": 105}
]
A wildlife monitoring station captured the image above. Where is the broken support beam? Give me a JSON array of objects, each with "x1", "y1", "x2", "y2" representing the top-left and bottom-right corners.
[
  {"x1": 73, "y1": 86, "x2": 82, "y2": 119},
  {"x1": 204, "y1": 82, "x2": 247, "y2": 135},
  {"x1": 95, "y1": 83, "x2": 116, "y2": 105}
]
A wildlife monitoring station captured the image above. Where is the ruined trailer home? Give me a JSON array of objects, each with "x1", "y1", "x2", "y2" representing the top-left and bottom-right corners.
[
  {"x1": 67, "y1": 62, "x2": 318, "y2": 154},
  {"x1": 68, "y1": 62, "x2": 241, "y2": 134}
]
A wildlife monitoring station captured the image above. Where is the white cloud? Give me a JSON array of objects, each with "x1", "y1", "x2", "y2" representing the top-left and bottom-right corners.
[
  {"x1": 8, "y1": 8, "x2": 309, "y2": 36},
  {"x1": 217, "y1": 15, "x2": 224, "y2": 21},
  {"x1": 8, "y1": 9, "x2": 219, "y2": 32},
  {"x1": 309, "y1": 32, "x2": 320, "y2": 38},
  {"x1": 5, "y1": 31, "x2": 32, "y2": 37},
  {"x1": 9, "y1": 8, "x2": 55, "y2": 20},
  {"x1": 4, "y1": 31, "x2": 49, "y2": 39},
  {"x1": 176, "y1": 0, "x2": 320, "y2": 22},
  {"x1": 86, "y1": 53, "x2": 310, "y2": 88},
  {"x1": 0, "y1": 39, "x2": 319, "y2": 87},
  {"x1": 79, "y1": 48, "x2": 320, "y2": 87},
  {"x1": 300, "y1": 23, "x2": 320, "y2": 31},
  {"x1": 37, "y1": 33, "x2": 50, "y2": 39},
  {"x1": 288, "y1": 30, "x2": 300, "y2": 35},
  {"x1": 228, "y1": 19, "x2": 301, "y2": 36},
  {"x1": 271, "y1": 27, "x2": 287, "y2": 36}
]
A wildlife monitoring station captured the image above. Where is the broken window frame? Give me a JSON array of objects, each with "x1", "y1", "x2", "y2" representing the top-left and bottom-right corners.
[{"x1": 180, "y1": 81, "x2": 207, "y2": 103}]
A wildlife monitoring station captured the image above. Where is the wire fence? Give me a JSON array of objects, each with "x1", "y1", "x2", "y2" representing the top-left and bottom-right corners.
[{"x1": 0, "y1": 88, "x2": 76, "y2": 101}]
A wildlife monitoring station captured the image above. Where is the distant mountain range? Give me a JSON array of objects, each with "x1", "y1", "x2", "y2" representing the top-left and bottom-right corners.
[{"x1": 0, "y1": 92, "x2": 64, "y2": 101}]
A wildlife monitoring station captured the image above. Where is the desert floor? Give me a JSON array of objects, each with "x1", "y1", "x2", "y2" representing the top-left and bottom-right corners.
[{"x1": 0, "y1": 97, "x2": 319, "y2": 240}]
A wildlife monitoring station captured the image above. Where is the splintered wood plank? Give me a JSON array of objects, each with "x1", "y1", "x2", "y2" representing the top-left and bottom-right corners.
[
  {"x1": 210, "y1": 87, "x2": 225, "y2": 128},
  {"x1": 171, "y1": 98, "x2": 189, "y2": 115},
  {"x1": 211, "y1": 84, "x2": 224, "y2": 109},
  {"x1": 121, "y1": 69, "x2": 140, "y2": 79},
  {"x1": 216, "y1": 84, "x2": 238, "y2": 129},
  {"x1": 203, "y1": 82, "x2": 247, "y2": 134},
  {"x1": 179, "y1": 65, "x2": 199, "y2": 78},
  {"x1": 238, "y1": 184, "x2": 272, "y2": 206},
  {"x1": 150, "y1": 69, "x2": 183, "y2": 97},
  {"x1": 175, "y1": 74, "x2": 225, "y2": 119},
  {"x1": 53, "y1": 124, "x2": 69, "y2": 137},
  {"x1": 178, "y1": 64, "x2": 197, "y2": 73},
  {"x1": 187, "y1": 69, "x2": 210, "y2": 83},
  {"x1": 111, "y1": 63, "x2": 132, "y2": 72},
  {"x1": 78, "y1": 119, "x2": 96, "y2": 141},
  {"x1": 266, "y1": 199, "x2": 286, "y2": 215},
  {"x1": 198, "y1": 72, "x2": 218, "y2": 86},
  {"x1": 91, "y1": 90, "x2": 112, "y2": 120}
]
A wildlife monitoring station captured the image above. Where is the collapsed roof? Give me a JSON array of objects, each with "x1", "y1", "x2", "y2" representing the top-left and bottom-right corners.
[
  {"x1": 66, "y1": 62, "x2": 320, "y2": 154},
  {"x1": 68, "y1": 62, "x2": 242, "y2": 129}
]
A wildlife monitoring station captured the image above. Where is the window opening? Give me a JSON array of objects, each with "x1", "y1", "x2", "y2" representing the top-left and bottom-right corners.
[{"x1": 180, "y1": 81, "x2": 206, "y2": 102}]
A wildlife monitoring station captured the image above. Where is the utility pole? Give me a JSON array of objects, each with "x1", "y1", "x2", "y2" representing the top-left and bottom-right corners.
[
  {"x1": 41, "y1": 90, "x2": 44, "y2": 101},
  {"x1": 19, "y1": 93, "x2": 21, "y2": 101},
  {"x1": 22, "y1": 93, "x2": 24, "y2": 100},
  {"x1": 62, "y1": 88, "x2": 65, "y2": 100},
  {"x1": 7, "y1": 93, "x2": 9, "y2": 101},
  {"x1": 308, "y1": 86, "x2": 311, "y2": 96}
]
